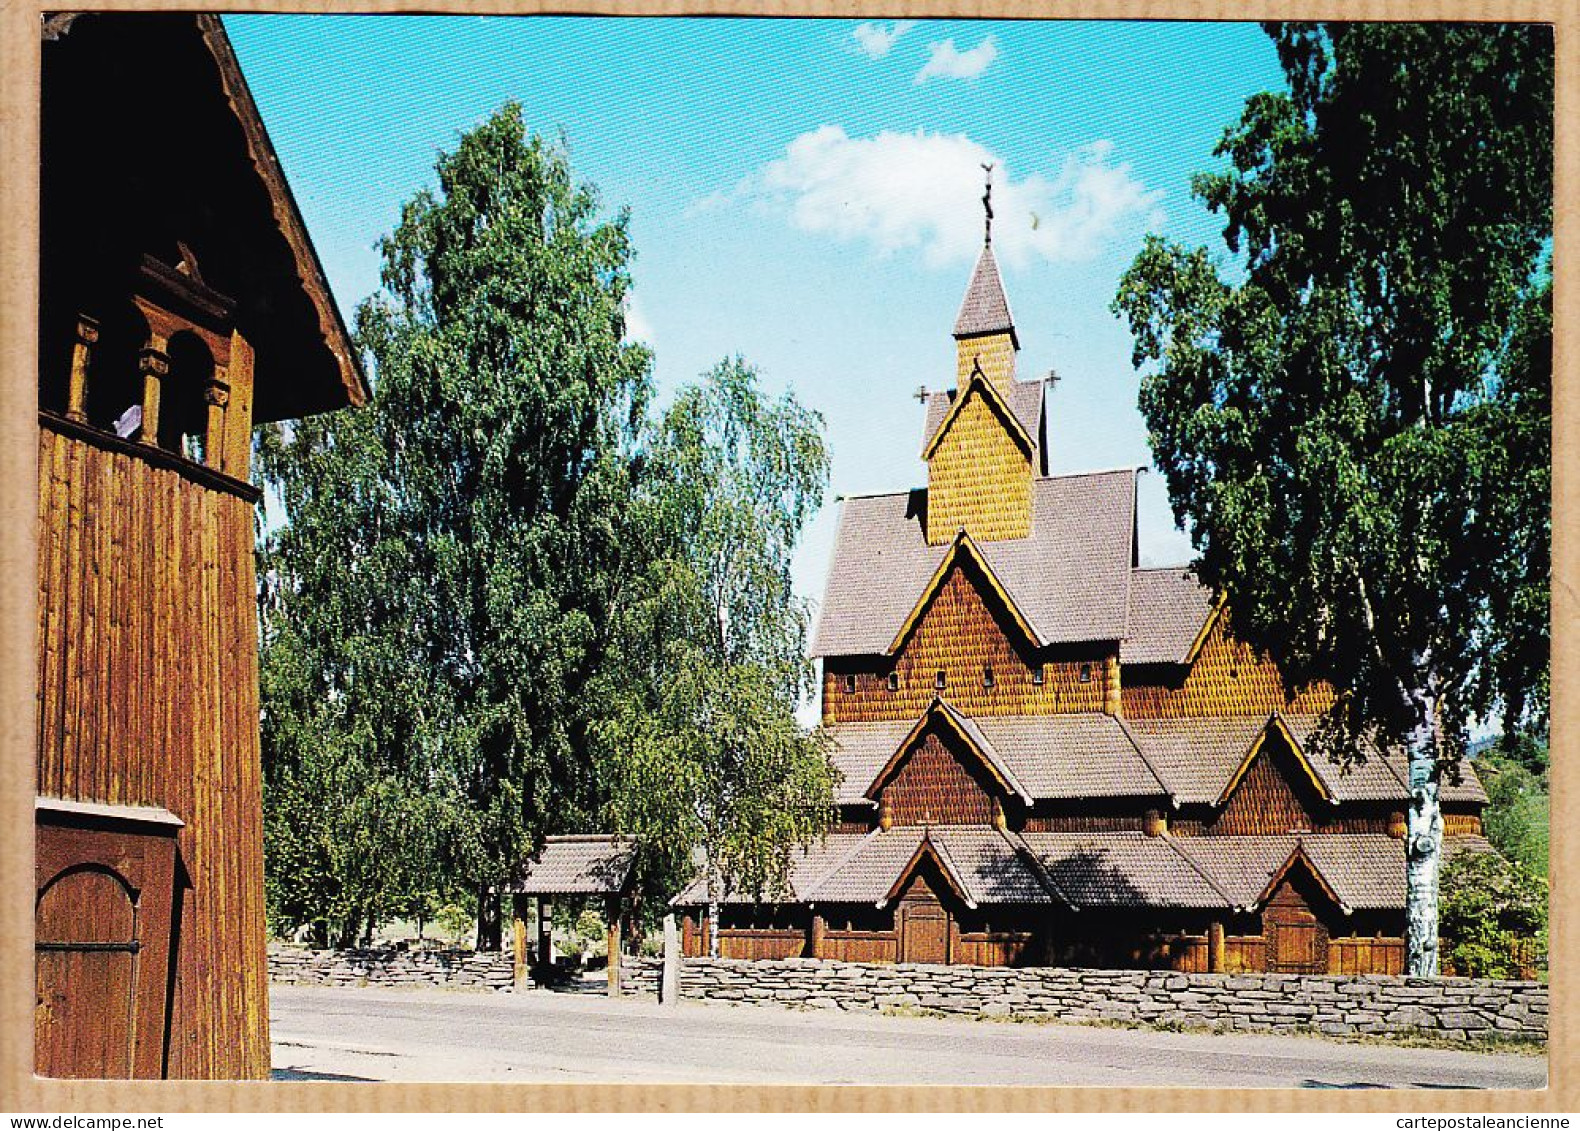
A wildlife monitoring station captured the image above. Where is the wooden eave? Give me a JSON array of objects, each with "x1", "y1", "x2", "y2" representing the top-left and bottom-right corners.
[
  {"x1": 878, "y1": 833, "x2": 977, "y2": 910},
  {"x1": 1214, "y1": 712, "x2": 1334, "y2": 809},
  {"x1": 887, "y1": 530, "x2": 1040, "y2": 655},
  {"x1": 1184, "y1": 592, "x2": 1228, "y2": 664},
  {"x1": 194, "y1": 15, "x2": 368, "y2": 417},
  {"x1": 921, "y1": 368, "x2": 1036, "y2": 462},
  {"x1": 862, "y1": 698, "x2": 1033, "y2": 806},
  {"x1": 1255, "y1": 842, "x2": 1351, "y2": 915}
]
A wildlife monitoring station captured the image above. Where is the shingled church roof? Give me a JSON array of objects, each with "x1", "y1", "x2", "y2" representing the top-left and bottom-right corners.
[
  {"x1": 1122, "y1": 567, "x2": 1218, "y2": 664},
  {"x1": 811, "y1": 469, "x2": 1137, "y2": 657},
  {"x1": 671, "y1": 826, "x2": 1437, "y2": 914},
  {"x1": 826, "y1": 706, "x2": 1486, "y2": 810}
]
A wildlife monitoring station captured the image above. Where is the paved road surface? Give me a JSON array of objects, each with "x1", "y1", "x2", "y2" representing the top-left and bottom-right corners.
[{"x1": 270, "y1": 984, "x2": 1545, "y2": 1089}]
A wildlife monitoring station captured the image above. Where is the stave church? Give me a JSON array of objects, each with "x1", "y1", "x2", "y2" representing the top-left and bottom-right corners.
[{"x1": 674, "y1": 191, "x2": 1488, "y2": 975}]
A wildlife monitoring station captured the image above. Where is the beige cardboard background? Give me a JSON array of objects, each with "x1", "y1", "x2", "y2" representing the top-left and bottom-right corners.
[{"x1": 1, "y1": 0, "x2": 1573, "y2": 1111}]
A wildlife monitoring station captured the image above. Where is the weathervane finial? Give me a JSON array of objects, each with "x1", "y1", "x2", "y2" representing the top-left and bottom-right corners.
[{"x1": 981, "y1": 162, "x2": 995, "y2": 245}]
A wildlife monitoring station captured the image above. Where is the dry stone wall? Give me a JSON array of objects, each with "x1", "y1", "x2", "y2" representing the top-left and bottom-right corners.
[
  {"x1": 268, "y1": 943, "x2": 515, "y2": 992},
  {"x1": 623, "y1": 956, "x2": 1547, "y2": 1042}
]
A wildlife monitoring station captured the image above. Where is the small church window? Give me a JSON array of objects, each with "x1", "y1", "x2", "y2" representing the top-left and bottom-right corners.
[
  {"x1": 843, "y1": 674, "x2": 857, "y2": 694},
  {"x1": 1031, "y1": 664, "x2": 1045, "y2": 686},
  {"x1": 1079, "y1": 663, "x2": 1093, "y2": 683},
  {"x1": 886, "y1": 672, "x2": 899, "y2": 693},
  {"x1": 982, "y1": 666, "x2": 995, "y2": 689},
  {"x1": 935, "y1": 670, "x2": 947, "y2": 691}
]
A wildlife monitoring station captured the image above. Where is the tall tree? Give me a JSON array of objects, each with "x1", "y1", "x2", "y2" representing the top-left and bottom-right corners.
[
  {"x1": 1112, "y1": 22, "x2": 1551, "y2": 974},
  {"x1": 259, "y1": 103, "x2": 652, "y2": 948},
  {"x1": 591, "y1": 358, "x2": 837, "y2": 943}
]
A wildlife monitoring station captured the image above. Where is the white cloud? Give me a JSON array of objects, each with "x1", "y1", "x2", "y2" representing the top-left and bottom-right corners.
[
  {"x1": 740, "y1": 126, "x2": 1162, "y2": 268},
  {"x1": 852, "y1": 20, "x2": 916, "y2": 60},
  {"x1": 915, "y1": 36, "x2": 998, "y2": 83},
  {"x1": 623, "y1": 295, "x2": 655, "y2": 345}
]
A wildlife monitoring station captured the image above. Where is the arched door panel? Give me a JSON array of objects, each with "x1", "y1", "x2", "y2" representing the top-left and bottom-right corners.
[{"x1": 35, "y1": 806, "x2": 180, "y2": 1079}]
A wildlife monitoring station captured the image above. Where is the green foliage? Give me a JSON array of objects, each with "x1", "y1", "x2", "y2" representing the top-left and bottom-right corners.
[
  {"x1": 1111, "y1": 23, "x2": 1552, "y2": 757},
  {"x1": 1479, "y1": 735, "x2": 1549, "y2": 878},
  {"x1": 258, "y1": 108, "x2": 834, "y2": 945},
  {"x1": 591, "y1": 358, "x2": 837, "y2": 909},
  {"x1": 259, "y1": 103, "x2": 651, "y2": 945},
  {"x1": 1439, "y1": 850, "x2": 1546, "y2": 978}
]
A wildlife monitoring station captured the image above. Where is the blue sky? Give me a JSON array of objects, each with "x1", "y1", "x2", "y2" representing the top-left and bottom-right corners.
[{"x1": 227, "y1": 15, "x2": 1286, "y2": 616}]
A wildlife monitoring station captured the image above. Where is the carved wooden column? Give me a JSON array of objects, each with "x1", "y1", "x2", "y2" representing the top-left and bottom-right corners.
[
  {"x1": 810, "y1": 912, "x2": 826, "y2": 960},
  {"x1": 138, "y1": 335, "x2": 169, "y2": 446},
  {"x1": 64, "y1": 315, "x2": 99, "y2": 424},
  {"x1": 1208, "y1": 920, "x2": 1226, "y2": 973},
  {"x1": 203, "y1": 371, "x2": 230, "y2": 470}
]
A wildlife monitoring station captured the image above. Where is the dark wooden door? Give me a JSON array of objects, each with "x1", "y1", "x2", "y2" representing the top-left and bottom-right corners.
[{"x1": 35, "y1": 815, "x2": 179, "y2": 1078}]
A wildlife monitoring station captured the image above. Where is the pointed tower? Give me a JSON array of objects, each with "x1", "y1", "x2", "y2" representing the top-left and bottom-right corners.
[{"x1": 924, "y1": 167, "x2": 1035, "y2": 544}]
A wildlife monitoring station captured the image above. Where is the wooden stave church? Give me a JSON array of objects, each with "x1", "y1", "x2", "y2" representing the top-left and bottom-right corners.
[
  {"x1": 34, "y1": 13, "x2": 366, "y2": 1078},
  {"x1": 675, "y1": 218, "x2": 1488, "y2": 976}
]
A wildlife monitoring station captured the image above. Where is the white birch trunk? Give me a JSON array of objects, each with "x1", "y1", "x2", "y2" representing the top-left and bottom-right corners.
[
  {"x1": 1404, "y1": 699, "x2": 1444, "y2": 977},
  {"x1": 707, "y1": 899, "x2": 720, "y2": 958}
]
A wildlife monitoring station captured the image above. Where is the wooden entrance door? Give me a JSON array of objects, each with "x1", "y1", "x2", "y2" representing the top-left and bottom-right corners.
[
  {"x1": 1264, "y1": 881, "x2": 1327, "y2": 974},
  {"x1": 35, "y1": 813, "x2": 179, "y2": 1078},
  {"x1": 898, "y1": 879, "x2": 950, "y2": 965}
]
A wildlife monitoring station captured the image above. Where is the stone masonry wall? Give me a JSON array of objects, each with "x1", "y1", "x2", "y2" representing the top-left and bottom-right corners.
[
  {"x1": 269, "y1": 943, "x2": 515, "y2": 992},
  {"x1": 622, "y1": 956, "x2": 1547, "y2": 1042}
]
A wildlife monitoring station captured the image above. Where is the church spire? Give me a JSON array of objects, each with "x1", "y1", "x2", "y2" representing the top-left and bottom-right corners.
[{"x1": 953, "y1": 164, "x2": 1018, "y2": 349}]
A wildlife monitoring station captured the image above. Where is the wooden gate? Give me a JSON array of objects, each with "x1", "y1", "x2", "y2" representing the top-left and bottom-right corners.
[{"x1": 35, "y1": 808, "x2": 180, "y2": 1078}]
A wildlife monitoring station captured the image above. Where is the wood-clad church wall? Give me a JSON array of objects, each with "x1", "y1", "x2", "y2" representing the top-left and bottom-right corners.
[
  {"x1": 879, "y1": 727, "x2": 999, "y2": 826},
  {"x1": 36, "y1": 421, "x2": 269, "y2": 1079},
  {"x1": 822, "y1": 561, "x2": 1110, "y2": 725},
  {"x1": 1122, "y1": 614, "x2": 1335, "y2": 719},
  {"x1": 955, "y1": 331, "x2": 1017, "y2": 396},
  {"x1": 925, "y1": 385, "x2": 1031, "y2": 544}
]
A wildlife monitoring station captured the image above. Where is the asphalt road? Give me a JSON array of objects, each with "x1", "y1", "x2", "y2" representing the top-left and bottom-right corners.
[{"x1": 269, "y1": 983, "x2": 1546, "y2": 1089}]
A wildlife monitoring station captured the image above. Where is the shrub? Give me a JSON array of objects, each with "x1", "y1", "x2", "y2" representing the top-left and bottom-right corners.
[{"x1": 1439, "y1": 849, "x2": 1547, "y2": 978}]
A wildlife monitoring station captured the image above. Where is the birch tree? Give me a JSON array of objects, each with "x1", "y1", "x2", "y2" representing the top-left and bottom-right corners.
[
  {"x1": 591, "y1": 359, "x2": 836, "y2": 944},
  {"x1": 1112, "y1": 22, "x2": 1551, "y2": 974}
]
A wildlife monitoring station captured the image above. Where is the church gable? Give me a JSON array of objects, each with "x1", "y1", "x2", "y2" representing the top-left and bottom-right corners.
[
  {"x1": 822, "y1": 548, "x2": 1113, "y2": 723},
  {"x1": 925, "y1": 378, "x2": 1033, "y2": 545},
  {"x1": 1122, "y1": 609, "x2": 1336, "y2": 719},
  {"x1": 877, "y1": 721, "x2": 1002, "y2": 827},
  {"x1": 1208, "y1": 726, "x2": 1330, "y2": 835}
]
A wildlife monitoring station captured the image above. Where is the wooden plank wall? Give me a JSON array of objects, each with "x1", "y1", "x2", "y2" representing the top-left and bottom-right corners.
[
  {"x1": 716, "y1": 930, "x2": 807, "y2": 961},
  {"x1": 36, "y1": 422, "x2": 269, "y2": 1079},
  {"x1": 1330, "y1": 937, "x2": 1406, "y2": 975}
]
